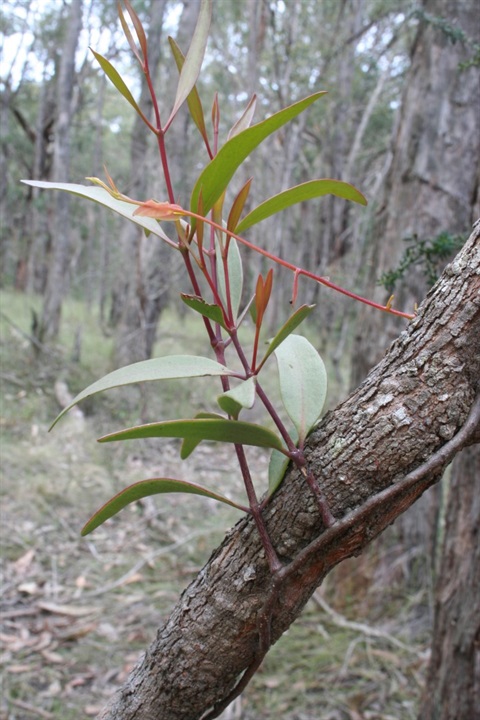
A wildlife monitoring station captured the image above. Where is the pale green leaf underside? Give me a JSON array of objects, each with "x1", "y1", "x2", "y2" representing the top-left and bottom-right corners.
[
  {"x1": 81, "y1": 477, "x2": 245, "y2": 536},
  {"x1": 268, "y1": 449, "x2": 290, "y2": 496},
  {"x1": 259, "y1": 304, "x2": 315, "y2": 370},
  {"x1": 190, "y1": 92, "x2": 327, "y2": 218},
  {"x1": 235, "y1": 179, "x2": 367, "y2": 234},
  {"x1": 50, "y1": 356, "x2": 234, "y2": 429},
  {"x1": 216, "y1": 237, "x2": 243, "y2": 320},
  {"x1": 167, "y1": 0, "x2": 212, "y2": 125},
  {"x1": 217, "y1": 377, "x2": 256, "y2": 418},
  {"x1": 274, "y1": 334, "x2": 327, "y2": 444},
  {"x1": 21, "y1": 181, "x2": 173, "y2": 243},
  {"x1": 99, "y1": 417, "x2": 286, "y2": 453}
]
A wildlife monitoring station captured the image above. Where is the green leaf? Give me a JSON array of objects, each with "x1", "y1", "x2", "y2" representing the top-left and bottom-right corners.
[
  {"x1": 91, "y1": 49, "x2": 145, "y2": 119},
  {"x1": 180, "y1": 412, "x2": 225, "y2": 459},
  {"x1": 168, "y1": 37, "x2": 209, "y2": 146},
  {"x1": 99, "y1": 417, "x2": 286, "y2": 453},
  {"x1": 81, "y1": 477, "x2": 245, "y2": 536},
  {"x1": 216, "y1": 236, "x2": 243, "y2": 321},
  {"x1": 181, "y1": 294, "x2": 227, "y2": 329},
  {"x1": 21, "y1": 181, "x2": 174, "y2": 244},
  {"x1": 258, "y1": 304, "x2": 315, "y2": 371},
  {"x1": 166, "y1": 0, "x2": 212, "y2": 128},
  {"x1": 268, "y1": 449, "x2": 290, "y2": 496},
  {"x1": 190, "y1": 92, "x2": 327, "y2": 219},
  {"x1": 217, "y1": 377, "x2": 256, "y2": 418},
  {"x1": 50, "y1": 356, "x2": 235, "y2": 429},
  {"x1": 235, "y1": 180, "x2": 367, "y2": 234},
  {"x1": 227, "y1": 178, "x2": 253, "y2": 233},
  {"x1": 274, "y1": 334, "x2": 327, "y2": 444},
  {"x1": 227, "y1": 94, "x2": 257, "y2": 140}
]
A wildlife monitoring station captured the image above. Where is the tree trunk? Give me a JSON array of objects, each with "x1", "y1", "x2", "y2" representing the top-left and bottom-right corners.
[
  {"x1": 39, "y1": 0, "x2": 83, "y2": 342},
  {"x1": 418, "y1": 441, "x2": 480, "y2": 720},
  {"x1": 351, "y1": 0, "x2": 480, "y2": 387},
  {"x1": 97, "y1": 226, "x2": 480, "y2": 720},
  {"x1": 349, "y1": 0, "x2": 479, "y2": 592}
]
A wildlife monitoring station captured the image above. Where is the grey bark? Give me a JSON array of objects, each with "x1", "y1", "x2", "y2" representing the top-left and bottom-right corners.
[
  {"x1": 39, "y1": 0, "x2": 83, "y2": 342},
  {"x1": 351, "y1": 0, "x2": 480, "y2": 386},
  {"x1": 349, "y1": 0, "x2": 479, "y2": 589},
  {"x1": 97, "y1": 226, "x2": 480, "y2": 720},
  {"x1": 418, "y1": 442, "x2": 480, "y2": 719}
]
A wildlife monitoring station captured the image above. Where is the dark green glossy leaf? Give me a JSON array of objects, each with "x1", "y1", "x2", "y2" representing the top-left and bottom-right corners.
[
  {"x1": 190, "y1": 92, "x2": 327, "y2": 219},
  {"x1": 81, "y1": 477, "x2": 245, "y2": 536},
  {"x1": 235, "y1": 180, "x2": 367, "y2": 234},
  {"x1": 50, "y1": 355, "x2": 234, "y2": 429},
  {"x1": 99, "y1": 417, "x2": 286, "y2": 453}
]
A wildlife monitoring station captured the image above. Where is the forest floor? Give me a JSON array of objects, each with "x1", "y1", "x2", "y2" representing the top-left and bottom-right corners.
[{"x1": 1, "y1": 291, "x2": 432, "y2": 720}]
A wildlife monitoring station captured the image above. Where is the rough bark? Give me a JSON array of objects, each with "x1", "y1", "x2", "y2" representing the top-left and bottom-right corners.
[
  {"x1": 97, "y1": 226, "x2": 480, "y2": 720},
  {"x1": 418, "y1": 441, "x2": 480, "y2": 720}
]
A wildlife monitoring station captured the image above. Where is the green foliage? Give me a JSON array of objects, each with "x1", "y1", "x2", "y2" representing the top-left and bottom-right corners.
[
  {"x1": 412, "y1": 8, "x2": 480, "y2": 70},
  {"x1": 378, "y1": 232, "x2": 465, "y2": 293},
  {"x1": 81, "y1": 477, "x2": 246, "y2": 536},
  {"x1": 27, "y1": 1, "x2": 402, "y2": 556}
]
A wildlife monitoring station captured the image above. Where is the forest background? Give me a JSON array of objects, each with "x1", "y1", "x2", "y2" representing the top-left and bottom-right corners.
[{"x1": 1, "y1": 0, "x2": 479, "y2": 718}]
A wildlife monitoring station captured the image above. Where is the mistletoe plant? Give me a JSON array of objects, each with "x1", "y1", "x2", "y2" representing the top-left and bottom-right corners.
[{"x1": 23, "y1": 1, "x2": 414, "y2": 711}]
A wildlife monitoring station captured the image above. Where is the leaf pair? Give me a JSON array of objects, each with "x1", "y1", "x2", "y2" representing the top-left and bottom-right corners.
[{"x1": 92, "y1": 0, "x2": 212, "y2": 134}]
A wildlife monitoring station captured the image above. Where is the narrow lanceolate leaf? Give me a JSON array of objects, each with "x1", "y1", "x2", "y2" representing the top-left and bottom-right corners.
[
  {"x1": 124, "y1": 0, "x2": 148, "y2": 60},
  {"x1": 49, "y1": 356, "x2": 235, "y2": 430},
  {"x1": 217, "y1": 377, "x2": 256, "y2": 418},
  {"x1": 168, "y1": 37, "x2": 209, "y2": 147},
  {"x1": 99, "y1": 418, "x2": 287, "y2": 453},
  {"x1": 166, "y1": 0, "x2": 212, "y2": 128},
  {"x1": 227, "y1": 178, "x2": 253, "y2": 233},
  {"x1": 257, "y1": 304, "x2": 315, "y2": 371},
  {"x1": 227, "y1": 94, "x2": 257, "y2": 140},
  {"x1": 90, "y1": 50, "x2": 145, "y2": 119},
  {"x1": 190, "y1": 92, "x2": 327, "y2": 219},
  {"x1": 235, "y1": 180, "x2": 368, "y2": 234},
  {"x1": 21, "y1": 182, "x2": 174, "y2": 244},
  {"x1": 216, "y1": 236, "x2": 244, "y2": 321},
  {"x1": 274, "y1": 334, "x2": 327, "y2": 445},
  {"x1": 181, "y1": 294, "x2": 227, "y2": 329},
  {"x1": 81, "y1": 477, "x2": 245, "y2": 536}
]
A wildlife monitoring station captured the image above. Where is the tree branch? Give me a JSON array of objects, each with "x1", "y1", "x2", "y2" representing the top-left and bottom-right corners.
[{"x1": 98, "y1": 222, "x2": 480, "y2": 720}]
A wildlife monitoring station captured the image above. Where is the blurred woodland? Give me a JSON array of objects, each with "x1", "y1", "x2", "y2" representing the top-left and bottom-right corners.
[{"x1": 1, "y1": 0, "x2": 479, "y2": 718}]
